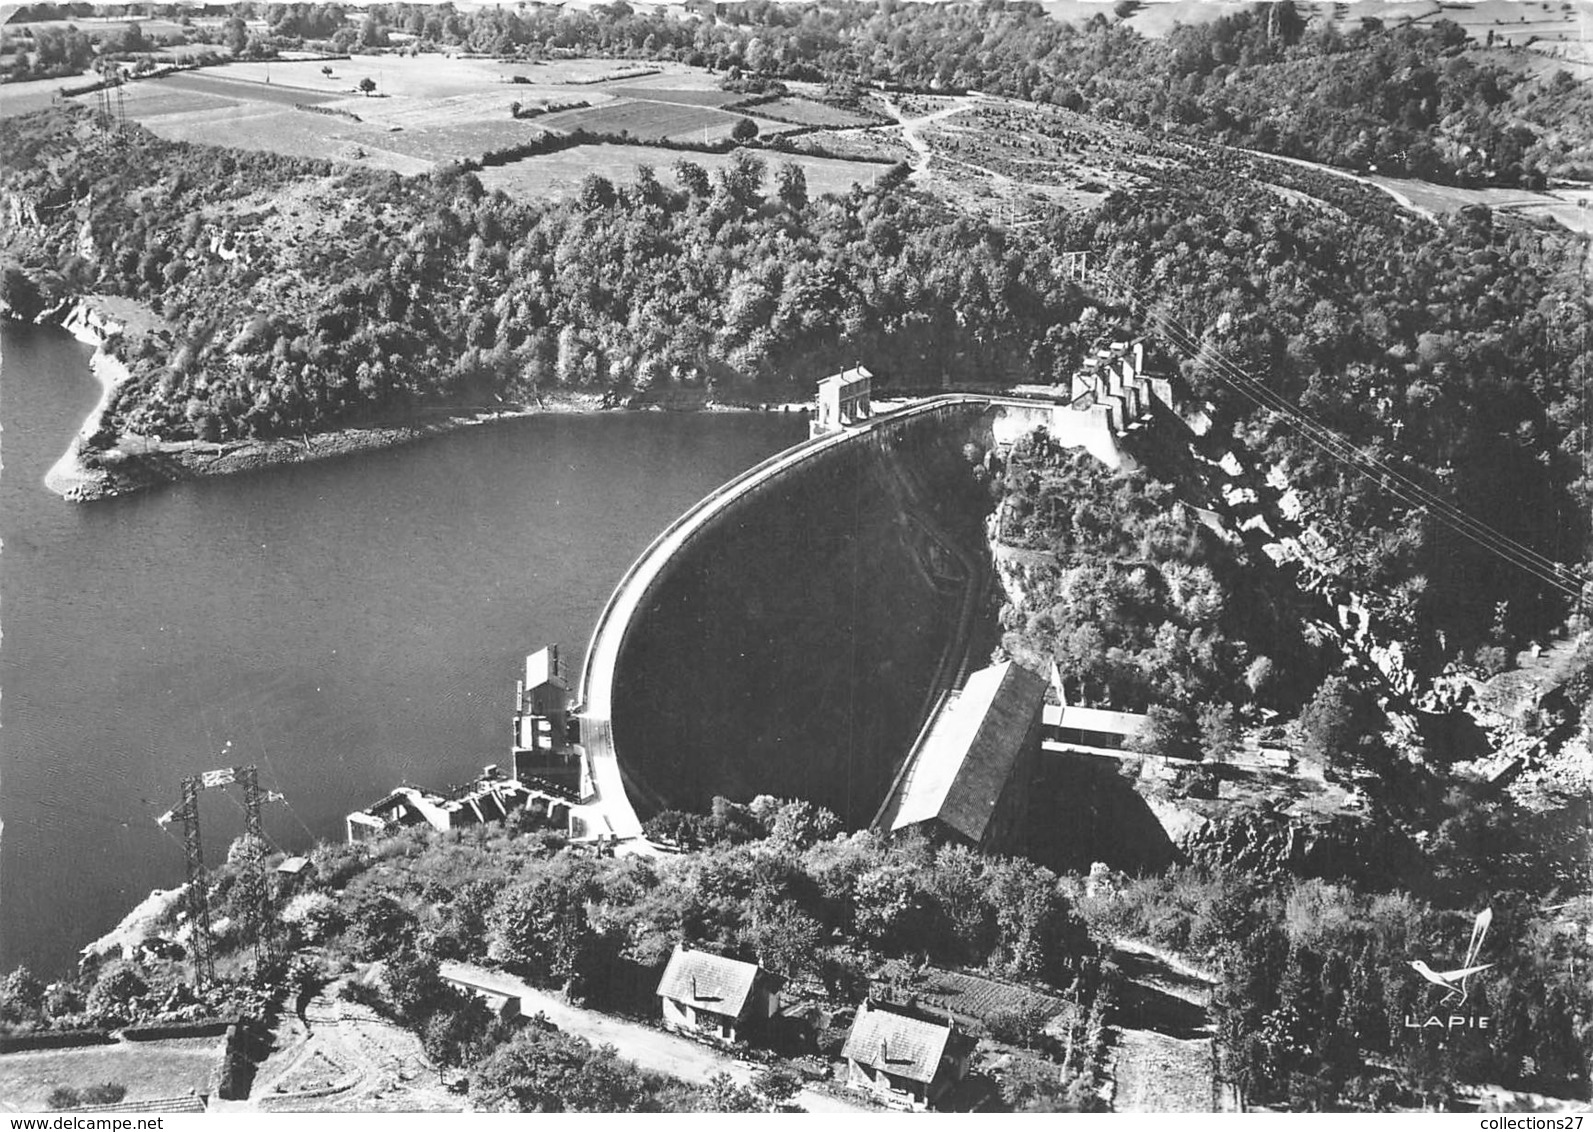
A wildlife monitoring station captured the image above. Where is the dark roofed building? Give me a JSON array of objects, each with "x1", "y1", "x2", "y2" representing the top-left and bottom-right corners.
[
  {"x1": 656, "y1": 944, "x2": 781, "y2": 1045},
  {"x1": 842, "y1": 1000, "x2": 971, "y2": 1111},
  {"x1": 876, "y1": 660, "x2": 1048, "y2": 854}
]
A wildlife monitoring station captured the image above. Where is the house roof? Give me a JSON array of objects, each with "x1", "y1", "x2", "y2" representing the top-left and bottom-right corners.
[
  {"x1": 276, "y1": 856, "x2": 311, "y2": 875},
  {"x1": 818, "y1": 366, "x2": 872, "y2": 391},
  {"x1": 526, "y1": 646, "x2": 565, "y2": 691},
  {"x1": 887, "y1": 661, "x2": 1047, "y2": 844},
  {"x1": 842, "y1": 1002, "x2": 954, "y2": 1085},
  {"x1": 656, "y1": 945, "x2": 763, "y2": 1018},
  {"x1": 1043, "y1": 703, "x2": 1148, "y2": 737}
]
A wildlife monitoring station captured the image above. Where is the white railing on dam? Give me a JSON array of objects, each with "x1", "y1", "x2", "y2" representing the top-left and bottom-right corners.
[{"x1": 574, "y1": 392, "x2": 1066, "y2": 840}]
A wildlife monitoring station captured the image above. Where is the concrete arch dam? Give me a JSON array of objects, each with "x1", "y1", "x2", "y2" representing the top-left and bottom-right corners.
[{"x1": 576, "y1": 396, "x2": 1061, "y2": 837}]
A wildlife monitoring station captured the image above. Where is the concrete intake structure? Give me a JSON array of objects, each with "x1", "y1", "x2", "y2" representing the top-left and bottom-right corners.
[{"x1": 573, "y1": 392, "x2": 1164, "y2": 838}]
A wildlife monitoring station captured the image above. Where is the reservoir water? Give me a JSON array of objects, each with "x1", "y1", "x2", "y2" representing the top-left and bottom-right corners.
[{"x1": 0, "y1": 322, "x2": 805, "y2": 976}]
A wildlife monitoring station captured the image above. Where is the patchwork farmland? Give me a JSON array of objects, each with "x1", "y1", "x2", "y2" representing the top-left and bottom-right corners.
[{"x1": 56, "y1": 55, "x2": 888, "y2": 196}]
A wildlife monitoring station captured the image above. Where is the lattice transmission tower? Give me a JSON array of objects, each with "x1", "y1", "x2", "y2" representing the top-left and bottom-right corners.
[{"x1": 157, "y1": 752, "x2": 285, "y2": 986}]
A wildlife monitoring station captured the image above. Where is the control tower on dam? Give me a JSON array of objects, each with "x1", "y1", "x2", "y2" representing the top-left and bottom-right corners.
[{"x1": 577, "y1": 397, "x2": 1005, "y2": 831}]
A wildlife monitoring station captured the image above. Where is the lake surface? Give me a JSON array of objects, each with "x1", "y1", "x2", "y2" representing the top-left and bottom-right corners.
[{"x1": 0, "y1": 322, "x2": 804, "y2": 976}]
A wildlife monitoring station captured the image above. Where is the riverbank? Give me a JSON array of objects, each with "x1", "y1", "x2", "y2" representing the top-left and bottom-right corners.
[
  {"x1": 53, "y1": 393, "x2": 810, "y2": 503},
  {"x1": 41, "y1": 312, "x2": 130, "y2": 501},
  {"x1": 9, "y1": 300, "x2": 813, "y2": 503}
]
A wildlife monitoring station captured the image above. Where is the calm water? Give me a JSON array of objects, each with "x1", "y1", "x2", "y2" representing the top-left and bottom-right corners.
[{"x1": 0, "y1": 323, "x2": 804, "y2": 976}]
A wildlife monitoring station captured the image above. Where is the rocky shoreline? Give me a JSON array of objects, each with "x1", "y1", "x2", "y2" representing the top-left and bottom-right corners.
[
  {"x1": 40, "y1": 302, "x2": 131, "y2": 501},
  {"x1": 9, "y1": 299, "x2": 811, "y2": 503}
]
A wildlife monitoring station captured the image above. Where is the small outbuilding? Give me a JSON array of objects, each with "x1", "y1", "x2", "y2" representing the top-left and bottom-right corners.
[
  {"x1": 656, "y1": 944, "x2": 781, "y2": 1045},
  {"x1": 811, "y1": 366, "x2": 873, "y2": 437}
]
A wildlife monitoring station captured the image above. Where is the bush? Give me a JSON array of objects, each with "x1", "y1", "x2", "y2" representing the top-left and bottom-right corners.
[
  {"x1": 0, "y1": 1029, "x2": 114, "y2": 1053},
  {"x1": 46, "y1": 1082, "x2": 125, "y2": 1110},
  {"x1": 986, "y1": 1001, "x2": 1053, "y2": 1048}
]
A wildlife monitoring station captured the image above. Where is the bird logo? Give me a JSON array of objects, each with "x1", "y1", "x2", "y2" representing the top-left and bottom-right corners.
[{"x1": 1410, "y1": 908, "x2": 1493, "y2": 1007}]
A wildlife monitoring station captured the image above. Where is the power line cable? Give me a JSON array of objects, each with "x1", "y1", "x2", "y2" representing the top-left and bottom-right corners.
[{"x1": 1090, "y1": 263, "x2": 1590, "y2": 602}]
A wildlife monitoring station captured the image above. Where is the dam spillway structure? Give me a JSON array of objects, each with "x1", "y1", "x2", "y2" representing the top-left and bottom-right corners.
[{"x1": 574, "y1": 365, "x2": 1181, "y2": 839}]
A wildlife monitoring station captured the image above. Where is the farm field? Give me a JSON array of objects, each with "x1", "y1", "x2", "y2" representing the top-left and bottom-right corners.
[
  {"x1": 97, "y1": 86, "x2": 428, "y2": 173},
  {"x1": 0, "y1": 1037, "x2": 223, "y2": 1112},
  {"x1": 76, "y1": 58, "x2": 871, "y2": 173},
  {"x1": 752, "y1": 97, "x2": 878, "y2": 128},
  {"x1": 1368, "y1": 173, "x2": 1593, "y2": 233},
  {"x1": 157, "y1": 70, "x2": 339, "y2": 107},
  {"x1": 606, "y1": 73, "x2": 746, "y2": 107},
  {"x1": 475, "y1": 142, "x2": 889, "y2": 203},
  {"x1": 540, "y1": 98, "x2": 797, "y2": 143},
  {"x1": 0, "y1": 74, "x2": 86, "y2": 116}
]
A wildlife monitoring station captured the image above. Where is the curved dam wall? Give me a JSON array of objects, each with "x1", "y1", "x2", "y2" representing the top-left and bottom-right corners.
[{"x1": 581, "y1": 399, "x2": 999, "y2": 829}]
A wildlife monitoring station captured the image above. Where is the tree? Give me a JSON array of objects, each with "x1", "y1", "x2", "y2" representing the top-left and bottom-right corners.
[
  {"x1": 745, "y1": 900, "x2": 824, "y2": 980},
  {"x1": 1296, "y1": 675, "x2": 1371, "y2": 777},
  {"x1": 1133, "y1": 703, "x2": 1201, "y2": 762},
  {"x1": 281, "y1": 891, "x2": 344, "y2": 943},
  {"x1": 643, "y1": 809, "x2": 713, "y2": 849},
  {"x1": 487, "y1": 864, "x2": 596, "y2": 989},
  {"x1": 358, "y1": 76, "x2": 377, "y2": 96},
  {"x1": 322, "y1": 65, "x2": 333, "y2": 79},
  {"x1": 752, "y1": 1066, "x2": 802, "y2": 1111},
  {"x1": 470, "y1": 1028, "x2": 651, "y2": 1112},
  {"x1": 0, "y1": 266, "x2": 44, "y2": 320},
  {"x1": 85, "y1": 961, "x2": 148, "y2": 1026},
  {"x1": 1198, "y1": 701, "x2": 1239, "y2": 761},
  {"x1": 343, "y1": 892, "x2": 417, "y2": 960},
  {"x1": 422, "y1": 995, "x2": 493, "y2": 1067},
  {"x1": 767, "y1": 799, "x2": 840, "y2": 850},
  {"x1": 674, "y1": 159, "x2": 711, "y2": 198},
  {"x1": 578, "y1": 174, "x2": 617, "y2": 211},
  {"x1": 0, "y1": 966, "x2": 44, "y2": 1025},
  {"x1": 775, "y1": 161, "x2": 808, "y2": 212},
  {"x1": 382, "y1": 944, "x2": 450, "y2": 1024},
  {"x1": 698, "y1": 1070, "x2": 762, "y2": 1112},
  {"x1": 222, "y1": 16, "x2": 248, "y2": 54},
  {"x1": 731, "y1": 116, "x2": 759, "y2": 142}
]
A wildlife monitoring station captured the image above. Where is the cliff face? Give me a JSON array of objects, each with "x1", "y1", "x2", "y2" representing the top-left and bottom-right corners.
[
  {"x1": 3, "y1": 189, "x2": 40, "y2": 231},
  {"x1": 1167, "y1": 802, "x2": 1421, "y2": 884}
]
